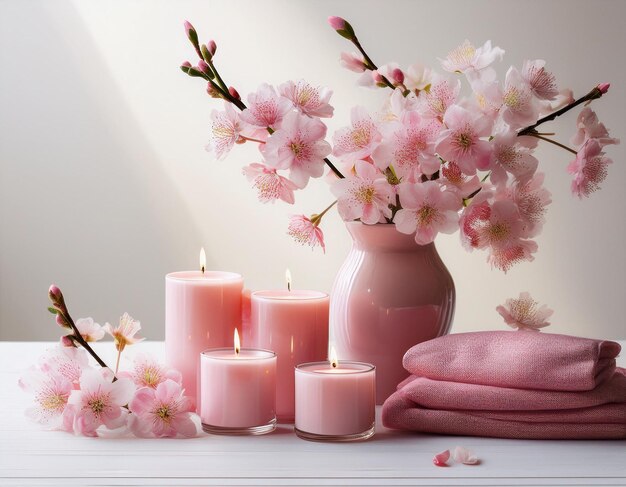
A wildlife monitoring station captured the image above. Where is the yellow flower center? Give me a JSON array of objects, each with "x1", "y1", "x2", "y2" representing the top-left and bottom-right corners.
[
  {"x1": 40, "y1": 394, "x2": 66, "y2": 411},
  {"x1": 89, "y1": 398, "x2": 105, "y2": 414},
  {"x1": 418, "y1": 205, "x2": 437, "y2": 225},
  {"x1": 488, "y1": 222, "x2": 509, "y2": 241}
]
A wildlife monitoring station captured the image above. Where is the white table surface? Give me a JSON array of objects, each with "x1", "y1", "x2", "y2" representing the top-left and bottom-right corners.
[{"x1": 0, "y1": 341, "x2": 624, "y2": 487}]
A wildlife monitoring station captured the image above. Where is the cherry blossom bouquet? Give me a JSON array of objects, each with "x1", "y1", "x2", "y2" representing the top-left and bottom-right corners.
[
  {"x1": 181, "y1": 17, "x2": 619, "y2": 271},
  {"x1": 18, "y1": 285, "x2": 199, "y2": 438}
]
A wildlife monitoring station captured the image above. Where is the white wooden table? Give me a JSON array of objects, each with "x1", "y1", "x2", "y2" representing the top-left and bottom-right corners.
[{"x1": 1, "y1": 341, "x2": 624, "y2": 486}]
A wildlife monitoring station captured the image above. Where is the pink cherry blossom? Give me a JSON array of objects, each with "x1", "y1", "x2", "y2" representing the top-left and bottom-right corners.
[
  {"x1": 489, "y1": 129, "x2": 539, "y2": 185},
  {"x1": 521, "y1": 60, "x2": 558, "y2": 100},
  {"x1": 332, "y1": 106, "x2": 382, "y2": 161},
  {"x1": 496, "y1": 292, "x2": 553, "y2": 331},
  {"x1": 440, "y1": 40, "x2": 504, "y2": 73},
  {"x1": 263, "y1": 111, "x2": 331, "y2": 188},
  {"x1": 435, "y1": 104, "x2": 493, "y2": 174},
  {"x1": 571, "y1": 107, "x2": 620, "y2": 149},
  {"x1": 460, "y1": 198, "x2": 538, "y2": 272},
  {"x1": 242, "y1": 163, "x2": 297, "y2": 204},
  {"x1": 405, "y1": 63, "x2": 432, "y2": 92},
  {"x1": 507, "y1": 172, "x2": 551, "y2": 237},
  {"x1": 205, "y1": 102, "x2": 245, "y2": 160},
  {"x1": 331, "y1": 161, "x2": 394, "y2": 224},
  {"x1": 395, "y1": 181, "x2": 461, "y2": 245},
  {"x1": 129, "y1": 380, "x2": 197, "y2": 438},
  {"x1": 340, "y1": 52, "x2": 366, "y2": 73},
  {"x1": 75, "y1": 317, "x2": 104, "y2": 342},
  {"x1": 240, "y1": 83, "x2": 291, "y2": 130},
  {"x1": 356, "y1": 63, "x2": 399, "y2": 88},
  {"x1": 372, "y1": 111, "x2": 441, "y2": 180},
  {"x1": 120, "y1": 353, "x2": 182, "y2": 390},
  {"x1": 287, "y1": 215, "x2": 326, "y2": 252},
  {"x1": 380, "y1": 88, "x2": 419, "y2": 122},
  {"x1": 103, "y1": 312, "x2": 144, "y2": 353},
  {"x1": 567, "y1": 139, "x2": 612, "y2": 198},
  {"x1": 500, "y1": 66, "x2": 539, "y2": 129},
  {"x1": 440, "y1": 161, "x2": 481, "y2": 198},
  {"x1": 420, "y1": 75, "x2": 460, "y2": 119},
  {"x1": 39, "y1": 345, "x2": 89, "y2": 385},
  {"x1": 19, "y1": 368, "x2": 73, "y2": 430},
  {"x1": 65, "y1": 368, "x2": 135, "y2": 437},
  {"x1": 452, "y1": 446, "x2": 480, "y2": 465},
  {"x1": 279, "y1": 80, "x2": 334, "y2": 118}
]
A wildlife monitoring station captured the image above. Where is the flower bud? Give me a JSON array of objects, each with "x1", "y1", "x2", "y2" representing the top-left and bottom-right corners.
[
  {"x1": 228, "y1": 86, "x2": 241, "y2": 100},
  {"x1": 48, "y1": 284, "x2": 62, "y2": 302},
  {"x1": 391, "y1": 68, "x2": 405, "y2": 85},
  {"x1": 61, "y1": 335, "x2": 76, "y2": 348},
  {"x1": 180, "y1": 61, "x2": 192, "y2": 74},
  {"x1": 327, "y1": 16, "x2": 355, "y2": 40},
  {"x1": 208, "y1": 40, "x2": 217, "y2": 57},
  {"x1": 200, "y1": 44, "x2": 212, "y2": 62},
  {"x1": 56, "y1": 313, "x2": 71, "y2": 329},
  {"x1": 206, "y1": 82, "x2": 222, "y2": 98},
  {"x1": 184, "y1": 20, "x2": 198, "y2": 45},
  {"x1": 597, "y1": 82, "x2": 610, "y2": 94},
  {"x1": 328, "y1": 16, "x2": 346, "y2": 30},
  {"x1": 197, "y1": 59, "x2": 211, "y2": 74}
]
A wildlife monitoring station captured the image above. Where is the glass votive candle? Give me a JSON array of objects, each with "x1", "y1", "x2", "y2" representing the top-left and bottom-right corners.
[
  {"x1": 295, "y1": 358, "x2": 376, "y2": 441},
  {"x1": 200, "y1": 347, "x2": 277, "y2": 435}
]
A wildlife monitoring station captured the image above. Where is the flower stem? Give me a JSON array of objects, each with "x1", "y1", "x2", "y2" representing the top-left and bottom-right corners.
[
  {"x1": 63, "y1": 311, "x2": 110, "y2": 370},
  {"x1": 240, "y1": 135, "x2": 266, "y2": 144},
  {"x1": 114, "y1": 350, "x2": 122, "y2": 375},
  {"x1": 351, "y1": 37, "x2": 396, "y2": 91},
  {"x1": 518, "y1": 86, "x2": 605, "y2": 136},
  {"x1": 311, "y1": 200, "x2": 337, "y2": 225},
  {"x1": 528, "y1": 133, "x2": 578, "y2": 154}
]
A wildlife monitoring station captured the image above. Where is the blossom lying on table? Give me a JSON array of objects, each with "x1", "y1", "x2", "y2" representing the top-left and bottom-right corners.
[
  {"x1": 18, "y1": 285, "x2": 199, "y2": 438},
  {"x1": 180, "y1": 16, "x2": 619, "y2": 272}
]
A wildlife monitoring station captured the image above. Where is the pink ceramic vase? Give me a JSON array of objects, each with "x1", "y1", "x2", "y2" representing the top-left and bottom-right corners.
[{"x1": 330, "y1": 222, "x2": 455, "y2": 404}]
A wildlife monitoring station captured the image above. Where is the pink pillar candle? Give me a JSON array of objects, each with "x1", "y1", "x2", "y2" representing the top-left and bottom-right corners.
[
  {"x1": 165, "y1": 271, "x2": 243, "y2": 407},
  {"x1": 295, "y1": 361, "x2": 376, "y2": 441},
  {"x1": 251, "y1": 290, "x2": 329, "y2": 423},
  {"x1": 200, "y1": 348, "x2": 277, "y2": 435}
]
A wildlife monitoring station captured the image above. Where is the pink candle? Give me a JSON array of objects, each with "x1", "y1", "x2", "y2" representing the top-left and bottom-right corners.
[
  {"x1": 295, "y1": 358, "x2": 375, "y2": 441},
  {"x1": 165, "y1": 269, "x2": 243, "y2": 407},
  {"x1": 200, "y1": 341, "x2": 277, "y2": 435},
  {"x1": 251, "y1": 289, "x2": 329, "y2": 423}
]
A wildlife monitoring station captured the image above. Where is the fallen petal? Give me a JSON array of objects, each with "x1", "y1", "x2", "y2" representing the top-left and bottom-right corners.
[
  {"x1": 433, "y1": 449, "x2": 451, "y2": 467},
  {"x1": 453, "y1": 446, "x2": 480, "y2": 465}
]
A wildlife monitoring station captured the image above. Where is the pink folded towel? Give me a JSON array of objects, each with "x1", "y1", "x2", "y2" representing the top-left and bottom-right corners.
[
  {"x1": 382, "y1": 386, "x2": 626, "y2": 440},
  {"x1": 403, "y1": 331, "x2": 621, "y2": 391}
]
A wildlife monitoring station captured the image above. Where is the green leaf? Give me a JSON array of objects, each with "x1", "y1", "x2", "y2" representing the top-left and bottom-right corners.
[{"x1": 47, "y1": 307, "x2": 58, "y2": 315}]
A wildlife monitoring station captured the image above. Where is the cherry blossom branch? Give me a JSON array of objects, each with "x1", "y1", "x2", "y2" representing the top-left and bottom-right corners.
[
  {"x1": 328, "y1": 16, "x2": 396, "y2": 91},
  {"x1": 182, "y1": 22, "x2": 345, "y2": 180},
  {"x1": 527, "y1": 134, "x2": 577, "y2": 154},
  {"x1": 48, "y1": 286, "x2": 111, "y2": 371},
  {"x1": 518, "y1": 84, "x2": 609, "y2": 136}
]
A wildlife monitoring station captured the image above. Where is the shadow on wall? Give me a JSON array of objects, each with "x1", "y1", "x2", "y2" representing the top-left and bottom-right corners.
[{"x1": 0, "y1": 2, "x2": 201, "y2": 340}]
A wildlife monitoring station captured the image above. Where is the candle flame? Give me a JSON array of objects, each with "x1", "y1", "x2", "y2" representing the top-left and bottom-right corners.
[
  {"x1": 285, "y1": 268, "x2": 292, "y2": 292},
  {"x1": 330, "y1": 346, "x2": 338, "y2": 368},
  {"x1": 234, "y1": 328, "x2": 241, "y2": 355},
  {"x1": 199, "y1": 247, "x2": 206, "y2": 274}
]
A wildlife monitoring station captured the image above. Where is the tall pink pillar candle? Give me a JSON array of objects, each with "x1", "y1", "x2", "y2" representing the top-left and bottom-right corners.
[
  {"x1": 295, "y1": 361, "x2": 376, "y2": 441},
  {"x1": 165, "y1": 271, "x2": 243, "y2": 406},
  {"x1": 200, "y1": 348, "x2": 277, "y2": 435},
  {"x1": 250, "y1": 290, "x2": 329, "y2": 423}
]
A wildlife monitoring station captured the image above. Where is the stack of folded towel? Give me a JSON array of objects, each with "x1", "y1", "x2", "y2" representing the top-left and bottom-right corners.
[{"x1": 382, "y1": 331, "x2": 626, "y2": 439}]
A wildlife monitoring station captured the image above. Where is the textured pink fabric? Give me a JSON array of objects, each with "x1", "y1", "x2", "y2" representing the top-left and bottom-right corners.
[
  {"x1": 382, "y1": 369, "x2": 626, "y2": 440},
  {"x1": 402, "y1": 331, "x2": 621, "y2": 391},
  {"x1": 382, "y1": 390, "x2": 626, "y2": 440}
]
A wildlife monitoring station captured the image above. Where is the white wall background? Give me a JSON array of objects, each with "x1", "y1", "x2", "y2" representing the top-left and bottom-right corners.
[{"x1": 1, "y1": 0, "x2": 625, "y2": 341}]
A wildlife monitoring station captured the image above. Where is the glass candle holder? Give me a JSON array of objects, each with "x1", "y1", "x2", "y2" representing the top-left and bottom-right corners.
[
  {"x1": 200, "y1": 348, "x2": 277, "y2": 435},
  {"x1": 295, "y1": 361, "x2": 375, "y2": 441}
]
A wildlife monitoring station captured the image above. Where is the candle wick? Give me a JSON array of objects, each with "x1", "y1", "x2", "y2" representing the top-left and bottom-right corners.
[
  {"x1": 287, "y1": 281, "x2": 291, "y2": 292},
  {"x1": 201, "y1": 265, "x2": 205, "y2": 274},
  {"x1": 332, "y1": 361, "x2": 337, "y2": 368}
]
